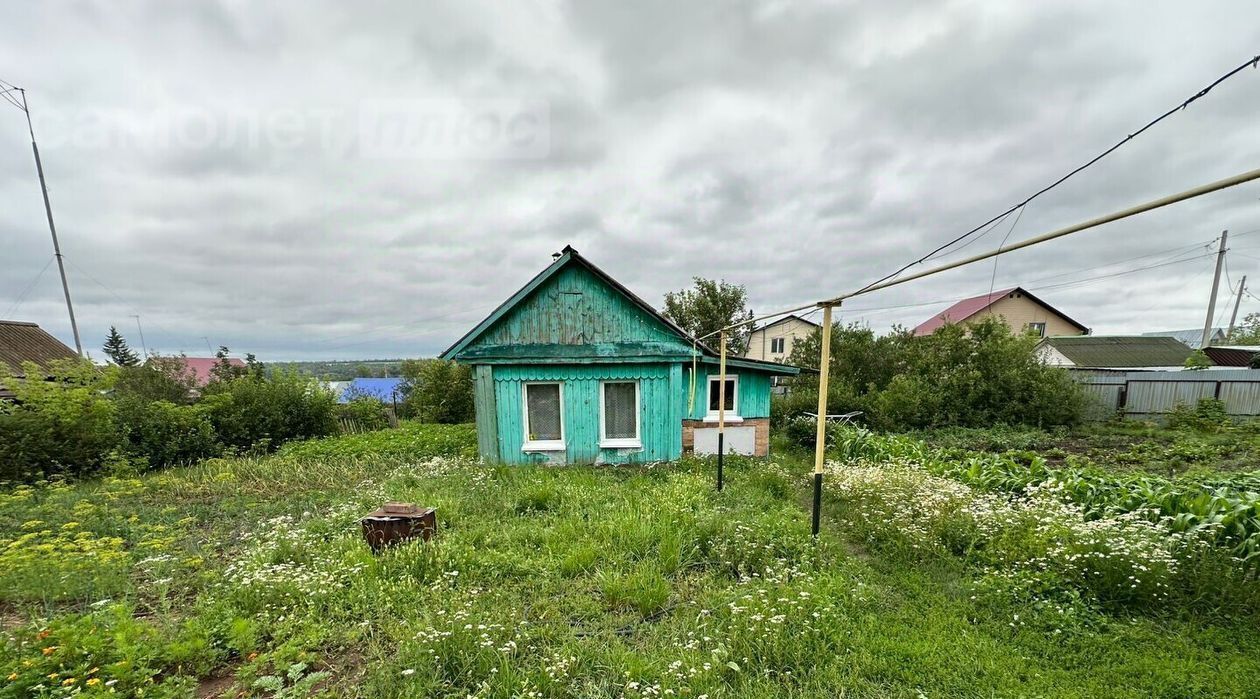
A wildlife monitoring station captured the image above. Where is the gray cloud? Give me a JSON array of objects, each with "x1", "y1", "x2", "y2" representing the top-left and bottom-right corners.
[{"x1": 1, "y1": 1, "x2": 1259, "y2": 361}]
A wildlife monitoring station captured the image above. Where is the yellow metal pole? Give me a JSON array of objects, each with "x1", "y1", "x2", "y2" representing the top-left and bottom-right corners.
[
  {"x1": 717, "y1": 330, "x2": 727, "y2": 491},
  {"x1": 811, "y1": 304, "x2": 834, "y2": 537}
]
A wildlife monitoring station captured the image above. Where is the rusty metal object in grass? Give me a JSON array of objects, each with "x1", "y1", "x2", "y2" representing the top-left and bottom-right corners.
[{"x1": 360, "y1": 502, "x2": 436, "y2": 553}]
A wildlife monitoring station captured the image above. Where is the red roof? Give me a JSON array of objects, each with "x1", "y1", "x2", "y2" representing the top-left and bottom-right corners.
[
  {"x1": 175, "y1": 357, "x2": 247, "y2": 386},
  {"x1": 913, "y1": 288, "x2": 1017, "y2": 336}
]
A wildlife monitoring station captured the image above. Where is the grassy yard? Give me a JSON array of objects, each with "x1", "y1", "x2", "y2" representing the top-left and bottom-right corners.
[{"x1": 2, "y1": 422, "x2": 1258, "y2": 698}]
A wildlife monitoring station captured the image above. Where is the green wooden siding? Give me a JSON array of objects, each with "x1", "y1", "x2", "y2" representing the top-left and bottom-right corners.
[
  {"x1": 470, "y1": 265, "x2": 693, "y2": 357},
  {"x1": 490, "y1": 364, "x2": 678, "y2": 464},
  {"x1": 681, "y1": 365, "x2": 772, "y2": 420}
]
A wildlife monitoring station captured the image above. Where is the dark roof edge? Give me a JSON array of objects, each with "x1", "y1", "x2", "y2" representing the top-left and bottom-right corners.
[
  {"x1": 1001, "y1": 287, "x2": 1089, "y2": 333},
  {"x1": 754, "y1": 313, "x2": 821, "y2": 332}
]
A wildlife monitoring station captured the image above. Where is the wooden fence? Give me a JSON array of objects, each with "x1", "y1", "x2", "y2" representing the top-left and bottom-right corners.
[{"x1": 1074, "y1": 369, "x2": 1260, "y2": 419}]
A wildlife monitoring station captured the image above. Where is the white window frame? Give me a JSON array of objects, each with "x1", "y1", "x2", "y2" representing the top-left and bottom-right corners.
[
  {"x1": 704, "y1": 374, "x2": 741, "y2": 423},
  {"x1": 599, "y1": 380, "x2": 642, "y2": 449},
  {"x1": 1028, "y1": 322, "x2": 1047, "y2": 338},
  {"x1": 771, "y1": 337, "x2": 785, "y2": 354},
  {"x1": 522, "y1": 381, "x2": 565, "y2": 452}
]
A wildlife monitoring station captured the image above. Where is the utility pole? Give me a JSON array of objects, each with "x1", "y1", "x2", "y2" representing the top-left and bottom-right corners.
[
  {"x1": 131, "y1": 315, "x2": 149, "y2": 359},
  {"x1": 16, "y1": 86, "x2": 83, "y2": 356},
  {"x1": 1228, "y1": 275, "x2": 1247, "y2": 340},
  {"x1": 1201, "y1": 230, "x2": 1228, "y2": 349}
]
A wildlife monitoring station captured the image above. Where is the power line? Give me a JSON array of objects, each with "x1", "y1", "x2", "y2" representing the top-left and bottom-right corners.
[
  {"x1": 3, "y1": 256, "x2": 55, "y2": 318},
  {"x1": 851, "y1": 52, "x2": 1260, "y2": 297}
]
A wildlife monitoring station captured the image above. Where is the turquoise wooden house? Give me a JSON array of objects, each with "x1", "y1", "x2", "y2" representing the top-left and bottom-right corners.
[{"x1": 440, "y1": 246, "x2": 799, "y2": 465}]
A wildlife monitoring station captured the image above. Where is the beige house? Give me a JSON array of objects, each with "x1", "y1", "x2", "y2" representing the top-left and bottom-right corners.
[
  {"x1": 744, "y1": 314, "x2": 820, "y2": 362},
  {"x1": 913, "y1": 287, "x2": 1087, "y2": 338}
]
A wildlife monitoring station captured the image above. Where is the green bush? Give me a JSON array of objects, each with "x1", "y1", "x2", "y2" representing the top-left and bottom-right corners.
[
  {"x1": 337, "y1": 396, "x2": 391, "y2": 432},
  {"x1": 778, "y1": 317, "x2": 1087, "y2": 431},
  {"x1": 398, "y1": 359, "x2": 474, "y2": 423},
  {"x1": 199, "y1": 371, "x2": 337, "y2": 453},
  {"x1": 0, "y1": 360, "x2": 121, "y2": 483},
  {"x1": 112, "y1": 356, "x2": 198, "y2": 404},
  {"x1": 115, "y1": 399, "x2": 220, "y2": 470},
  {"x1": 1167, "y1": 398, "x2": 1231, "y2": 433}
]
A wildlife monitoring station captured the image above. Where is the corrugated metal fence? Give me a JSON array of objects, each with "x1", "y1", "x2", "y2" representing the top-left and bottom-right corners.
[{"x1": 1075, "y1": 369, "x2": 1260, "y2": 419}]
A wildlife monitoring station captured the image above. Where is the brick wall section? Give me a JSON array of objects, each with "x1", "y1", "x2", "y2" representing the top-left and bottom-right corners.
[{"x1": 681, "y1": 418, "x2": 771, "y2": 456}]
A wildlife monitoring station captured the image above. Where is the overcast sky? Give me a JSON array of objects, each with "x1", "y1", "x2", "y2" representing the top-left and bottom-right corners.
[{"x1": 2, "y1": 2, "x2": 1259, "y2": 361}]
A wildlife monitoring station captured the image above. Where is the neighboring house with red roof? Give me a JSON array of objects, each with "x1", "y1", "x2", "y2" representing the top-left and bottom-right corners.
[
  {"x1": 913, "y1": 287, "x2": 1088, "y2": 338},
  {"x1": 171, "y1": 357, "x2": 247, "y2": 387}
]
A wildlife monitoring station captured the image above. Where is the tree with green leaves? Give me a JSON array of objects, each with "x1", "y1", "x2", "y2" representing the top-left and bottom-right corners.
[
  {"x1": 399, "y1": 358, "x2": 474, "y2": 424},
  {"x1": 1229, "y1": 312, "x2": 1260, "y2": 344},
  {"x1": 102, "y1": 326, "x2": 141, "y2": 367},
  {"x1": 662, "y1": 277, "x2": 755, "y2": 355}
]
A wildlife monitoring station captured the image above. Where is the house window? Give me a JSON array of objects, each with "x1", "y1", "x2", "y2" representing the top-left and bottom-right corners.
[
  {"x1": 1028, "y1": 322, "x2": 1047, "y2": 338},
  {"x1": 600, "y1": 381, "x2": 641, "y2": 448},
  {"x1": 770, "y1": 337, "x2": 785, "y2": 354},
  {"x1": 706, "y1": 374, "x2": 740, "y2": 421},
  {"x1": 523, "y1": 382, "x2": 564, "y2": 451}
]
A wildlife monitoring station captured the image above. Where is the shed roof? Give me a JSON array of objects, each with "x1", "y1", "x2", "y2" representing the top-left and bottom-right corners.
[
  {"x1": 913, "y1": 287, "x2": 1087, "y2": 336},
  {"x1": 1037, "y1": 335, "x2": 1195, "y2": 368},
  {"x1": 441, "y1": 246, "x2": 797, "y2": 375},
  {"x1": 1203, "y1": 345, "x2": 1260, "y2": 367},
  {"x1": 0, "y1": 320, "x2": 77, "y2": 377}
]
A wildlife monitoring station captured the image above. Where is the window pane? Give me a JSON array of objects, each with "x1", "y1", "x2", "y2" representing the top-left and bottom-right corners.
[
  {"x1": 526, "y1": 384, "x2": 561, "y2": 441},
  {"x1": 604, "y1": 382, "x2": 637, "y2": 439},
  {"x1": 708, "y1": 379, "x2": 735, "y2": 412}
]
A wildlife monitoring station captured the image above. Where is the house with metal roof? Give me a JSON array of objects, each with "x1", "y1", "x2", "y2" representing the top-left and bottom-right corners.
[
  {"x1": 339, "y1": 377, "x2": 405, "y2": 404},
  {"x1": 1035, "y1": 335, "x2": 1198, "y2": 371},
  {"x1": 1141, "y1": 328, "x2": 1226, "y2": 348},
  {"x1": 440, "y1": 246, "x2": 799, "y2": 464},
  {"x1": 914, "y1": 287, "x2": 1088, "y2": 338}
]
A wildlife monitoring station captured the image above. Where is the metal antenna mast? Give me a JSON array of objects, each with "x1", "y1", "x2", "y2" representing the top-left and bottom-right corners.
[{"x1": 2, "y1": 81, "x2": 83, "y2": 356}]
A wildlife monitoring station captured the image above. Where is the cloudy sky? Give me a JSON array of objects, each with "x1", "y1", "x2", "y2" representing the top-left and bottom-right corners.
[{"x1": 2, "y1": 1, "x2": 1259, "y2": 361}]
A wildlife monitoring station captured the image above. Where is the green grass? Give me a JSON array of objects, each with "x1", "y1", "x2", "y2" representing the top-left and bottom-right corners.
[{"x1": 1, "y1": 423, "x2": 1258, "y2": 698}]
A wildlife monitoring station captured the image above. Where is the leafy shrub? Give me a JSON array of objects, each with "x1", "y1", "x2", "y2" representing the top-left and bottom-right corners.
[
  {"x1": 200, "y1": 371, "x2": 337, "y2": 452},
  {"x1": 337, "y1": 396, "x2": 391, "y2": 432},
  {"x1": 398, "y1": 359, "x2": 474, "y2": 423},
  {"x1": 115, "y1": 399, "x2": 220, "y2": 469},
  {"x1": 1167, "y1": 398, "x2": 1230, "y2": 433},
  {"x1": 778, "y1": 317, "x2": 1087, "y2": 431},
  {"x1": 0, "y1": 360, "x2": 121, "y2": 483},
  {"x1": 111, "y1": 356, "x2": 198, "y2": 404}
]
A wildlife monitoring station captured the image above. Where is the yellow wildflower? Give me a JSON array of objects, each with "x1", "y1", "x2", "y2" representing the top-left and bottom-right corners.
[
  {"x1": 87, "y1": 678, "x2": 102, "y2": 686},
  {"x1": 41, "y1": 646, "x2": 57, "y2": 656},
  {"x1": 62, "y1": 677, "x2": 76, "y2": 686},
  {"x1": 6, "y1": 673, "x2": 17, "y2": 681}
]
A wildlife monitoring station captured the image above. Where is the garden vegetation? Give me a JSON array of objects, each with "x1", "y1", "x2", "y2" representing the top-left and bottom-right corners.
[{"x1": 1, "y1": 423, "x2": 1257, "y2": 697}]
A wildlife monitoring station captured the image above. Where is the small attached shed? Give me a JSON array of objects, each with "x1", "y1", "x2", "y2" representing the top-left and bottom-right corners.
[{"x1": 440, "y1": 246, "x2": 799, "y2": 464}]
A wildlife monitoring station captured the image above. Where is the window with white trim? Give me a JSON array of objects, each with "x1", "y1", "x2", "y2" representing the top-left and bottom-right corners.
[
  {"x1": 706, "y1": 374, "x2": 739, "y2": 421},
  {"x1": 523, "y1": 382, "x2": 564, "y2": 451},
  {"x1": 600, "y1": 380, "x2": 641, "y2": 448},
  {"x1": 1028, "y1": 322, "x2": 1047, "y2": 338},
  {"x1": 770, "y1": 337, "x2": 785, "y2": 354}
]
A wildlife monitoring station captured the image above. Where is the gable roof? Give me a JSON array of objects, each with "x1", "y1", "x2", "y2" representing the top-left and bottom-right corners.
[
  {"x1": 440, "y1": 246, "x2": 797, "y2": 375},
  {"x1": 752, "y1": 314, "x2": 821, "y2": 333},
  {"x1": 0, "y1": 320, "x2": 77, "y2": 376},
  {"x1": 914, "y1": 287, "x2": 1088, "y2": 337},
  {"x1": 1037, "y1": 335, "x2": 1195, "y2": 368}
]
